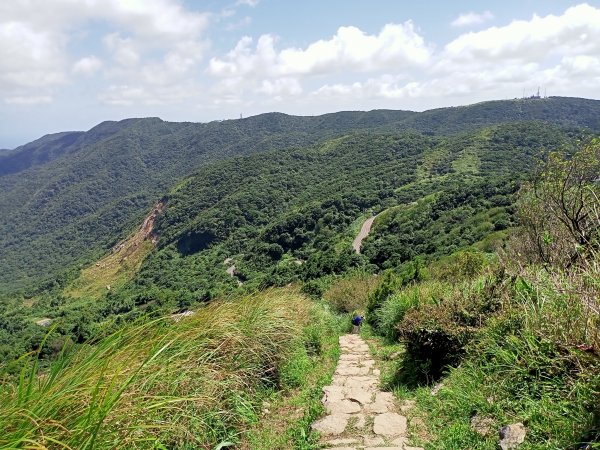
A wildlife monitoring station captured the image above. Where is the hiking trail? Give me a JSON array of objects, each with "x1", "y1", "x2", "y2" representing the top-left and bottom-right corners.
[{"x1": 312, "y1": 334, "x2": 423, "y2": 450}]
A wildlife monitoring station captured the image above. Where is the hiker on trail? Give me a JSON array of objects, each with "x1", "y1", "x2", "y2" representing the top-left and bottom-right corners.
[{"x1": 351, "y1": 315, "x2": 363, "y2": 334}]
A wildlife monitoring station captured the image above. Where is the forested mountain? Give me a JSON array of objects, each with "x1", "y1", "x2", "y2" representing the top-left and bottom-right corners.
[
  {"x1": 0, "y1": 96, "x2": 599, "y2": 296},
  {"x1": 0, "y1": 97, "x2": 599, "y2": 449}
]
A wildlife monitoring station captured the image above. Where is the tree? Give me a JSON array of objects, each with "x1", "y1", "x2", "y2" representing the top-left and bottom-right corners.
[{"x1": 516, "y1": 139, "x2": 600, "y2": 269}]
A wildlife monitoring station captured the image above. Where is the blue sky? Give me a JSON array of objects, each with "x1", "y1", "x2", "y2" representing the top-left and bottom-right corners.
[{"x1": 1, "y1": 0, "x2": 600, "y2": 148}]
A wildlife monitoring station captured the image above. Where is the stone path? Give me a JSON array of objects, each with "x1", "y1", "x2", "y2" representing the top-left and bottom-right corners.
[{"x1": 312, "y1": 334, "x2": 423, "y2": 450}]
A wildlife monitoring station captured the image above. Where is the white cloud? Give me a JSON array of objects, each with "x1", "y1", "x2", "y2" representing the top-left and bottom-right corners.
[
  {"x1": 314, "y1": 75, "x2": 421, "y2": 101},
  {"x1": 72, "y1": 56, "x2": 103, "y2": 75},
  {"x1": 209, "y1": 22, "x2": 431, "y2": 79},
  {"x1": 225, "y1": 16, "x2": 252, "y2": 31},
  {"x1": 104, "y1": 33, "x2": 141, "y2": 67},
  {"x1": 0, "y1": 21, "x2": 66, "y2": 90},
  {"x1": 258, "y1": 77, "x2": 302, "y2": 97},
  {"x1": 451, "y1": 11, "x2": 494, "y2": 27},
  {"x1": 4, "y1": 95, "x2": 53, "y2": 105},
  {"x1": 307, "y1": 4, "x2": 600, "y2": 108},
  {"x1": 0, "y1": 0, "x2": 210, "y2": 104},
  {"x1": 236, "y1": 0, "x2": 260, "y2": 7},
  {"x1": 445, "y1": 4, "x2": 600, "y2": 62},
  {"x1": 99, "y1": 82, "x2": 197, "y2": 106}
]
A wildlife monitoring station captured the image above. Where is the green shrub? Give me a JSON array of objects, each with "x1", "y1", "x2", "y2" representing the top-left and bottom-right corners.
[
  {"x1": 397, "y1": 274, "x2": 503, "y2": 381},
  {"x1": 366, "y1": 271, "x2": 400, "y2": 331},
  {"x1": 376, "y1": 291, "x2": 420, "y2": 341},
  {"x1": 323, "y1": 273, "x2": 378, "y2": 313}
]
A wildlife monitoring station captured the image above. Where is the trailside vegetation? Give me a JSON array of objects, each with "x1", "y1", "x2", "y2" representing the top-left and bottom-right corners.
[
  {"x1": 0, "y1": 289, "x2": 342, "y2": 449},
  {"x1": 362, "y1": 139, "x2": 600, "y2": 448}
]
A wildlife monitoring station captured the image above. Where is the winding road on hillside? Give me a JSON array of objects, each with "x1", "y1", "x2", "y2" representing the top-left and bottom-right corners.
[
  {"x1": 352, "y1": 214, "x2": 379, "y2": 254},
  {"x1": 312, "y1": 334, "x2": 423, "y2": 449}
]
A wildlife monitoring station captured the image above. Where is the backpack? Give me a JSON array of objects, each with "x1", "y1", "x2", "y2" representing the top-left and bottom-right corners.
[{"x1": 352, "y1": 316, "x2": 362, "y2": 326}]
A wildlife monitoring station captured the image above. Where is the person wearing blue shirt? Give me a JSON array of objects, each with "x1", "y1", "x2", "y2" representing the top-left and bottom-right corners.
[{"x1": 351, "y1": 315, "x2": 363, "y2": 334}]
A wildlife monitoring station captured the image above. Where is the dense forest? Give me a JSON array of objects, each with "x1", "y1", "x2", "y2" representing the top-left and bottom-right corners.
[{"x1": 0, "y1": 97, "x2": 599, "y2": 296}]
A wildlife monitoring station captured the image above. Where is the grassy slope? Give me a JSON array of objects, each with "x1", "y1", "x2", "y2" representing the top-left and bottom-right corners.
[
  {"x1": 0, "y1": 288, "x2": 342, "y2": 449},
  {"x1": 361, "y1": 262, "x2": 600, "y2": 449}
]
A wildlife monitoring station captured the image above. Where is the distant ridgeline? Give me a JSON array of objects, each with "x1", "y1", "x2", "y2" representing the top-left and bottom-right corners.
[{"x1": 0, "y1": 96, "x2": 598, "y2": 299}]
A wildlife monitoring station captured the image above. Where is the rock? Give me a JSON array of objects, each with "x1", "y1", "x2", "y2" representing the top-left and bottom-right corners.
[
  {"x1": 346, "y1": 388, "x2": 373, "y2": 405},
  {"x1": 322, "y1": 385, "x2": 345, "y2": 404},
  {"x1": 35, "y1": 318, "x2": 53, "y2": 327},
  {"x1": 326, "y1": 438, "x2": 360, "y2": 446},
  {"x1": 431, "y1": 382, "x2": 443, "y2": 395},
  {"x1": 373, "y1": 412, "x2": 407, "y2": 436},
  {"x1": 332, "y1": 376, "x2": 348, "y2": 386},
  {"x1": 405, "y1": 447, "x2": 426, "y2": 450},
  {"x1": 499, "y1": 422, "x2": 527, "y2": 449},
  {"x1": 336, "y1": 366, "x2": 371, "y2": 376},
  {"x1": 471, "y1": 414, "x2": 494, "y2": 437},
  {"x1": 312, "y1": 414, "x2": 349, "y2": 435},
  {"x1": 366, "y1": 391, "x2": 395, "y2": 413},
  {"x1": 363, "y1": 435, "x2": 385, "y2": 446},
  {"x1": 365, "y1": 447, "x2": 404, "y2": 450},
  {"x1": 344, "y1": 376, "x2": 378, "y2": 390},
  {"x1": 326, "y1": 399, "x2": 362, "y2": 414},
  {"x1": 391, "y1": 437, "x2": 408, "y2": 446},
  {"x1": 400, "y1": 399, "x2": 416, "y2": 412}
]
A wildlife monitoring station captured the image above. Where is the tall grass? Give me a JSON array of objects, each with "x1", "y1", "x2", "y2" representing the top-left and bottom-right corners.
[
  {"x1": 0, "y1": 289, "x2": 318, "y2": 449},
  {"x1": 402, "y1": 265, "x2": 600, "y2": 448}
]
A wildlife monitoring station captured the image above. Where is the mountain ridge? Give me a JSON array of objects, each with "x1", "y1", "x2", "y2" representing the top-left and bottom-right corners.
[{"x1": 0, "y1": 96, "x2": 598, "y2": 295}]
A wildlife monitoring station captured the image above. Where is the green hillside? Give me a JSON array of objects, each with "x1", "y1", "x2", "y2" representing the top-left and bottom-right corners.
[
  {"x1": 1, "y1": 97, "x2": 599, "y2": 295},
  {"x1": 0, "y1": 119, "x2": 586, "y2": 364}
]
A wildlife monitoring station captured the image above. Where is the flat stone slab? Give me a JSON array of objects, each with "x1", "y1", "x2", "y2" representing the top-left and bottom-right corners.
[
  {"x1": 373, "y1": 412, "x2": 407, "y2": 436},
  {"x1": 363, "y1": 435, "x2": 385, "y2": 446},
  {"x1": 391, "y1": 437, "x2": 408, "y2": 446},
  {"x1": 336, "y1": 366, "x2": 371, "y2": 376},
  {"x1": 344, "y1": 376, "x2": 378, "y2": 390},
  {"x1": 366, "y1": 391, "x2": 395, "y2": 413},
  {"x1": 313, "y1": 334, "x2": 418, "y2": 445},
  {"x1": 346, "y1": 388, "x2": 373, "y2": 405},
  {"x1": 365, "y1": 447, "x2": 404, "y2": 450},
  {"x1": 326, "y1": 399, "x2": 362, "y2": 414},
  {"x1": 312, "y1": 413, "x2": 349, "y2": 435},
  {"x1": 322, "y1": 385, "x2": 345, "y2": 404},
  {"x1": 326, "y1": 437, "x2": 360, "y2": 446}
]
